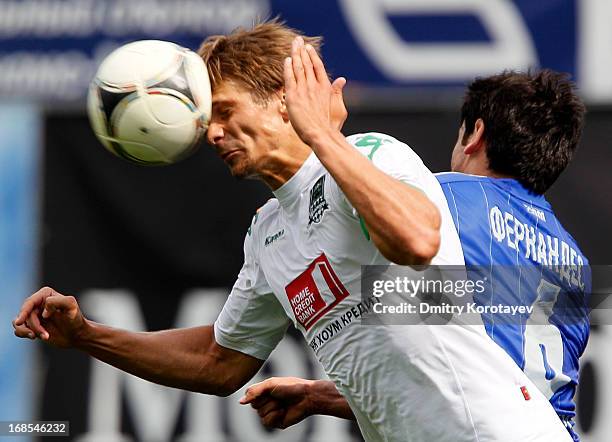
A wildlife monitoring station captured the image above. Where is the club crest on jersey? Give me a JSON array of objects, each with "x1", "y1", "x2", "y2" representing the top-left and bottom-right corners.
[{"x1": 308, "y1": 175, "x2": 329, "y2": 226}]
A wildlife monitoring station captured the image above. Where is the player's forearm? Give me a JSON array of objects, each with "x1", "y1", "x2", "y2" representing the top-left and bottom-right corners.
[
  {"x1": 74, "y1": 321, "x2": 238, "y2": 395},
  {"x1": 308, "y1": 129, "x2": 441, "y2": 265},
  {"x1": 308, "y1": 380, "x2": 356, "y2": 421}
]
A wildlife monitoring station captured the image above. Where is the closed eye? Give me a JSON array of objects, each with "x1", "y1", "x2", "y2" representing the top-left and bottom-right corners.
[{"x1": 212, "y1": 100, "x2": 235, "y2": 121}]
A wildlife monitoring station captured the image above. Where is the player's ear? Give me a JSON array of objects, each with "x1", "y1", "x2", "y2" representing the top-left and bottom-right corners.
[
  {"x1": 278, "y1": 89, "x2": 290, "y2": 123},
  {"x1": 464, "y1": 118, "x2": 485, "y2": 155}
]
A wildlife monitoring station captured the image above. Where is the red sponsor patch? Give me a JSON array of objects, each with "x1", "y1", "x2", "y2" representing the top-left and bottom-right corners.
[
  {"x1": 285, "y1": 254, "x2": 350, "y2": 330},
  {"x1": 520, "y1": 386, "x2": 531, "y2": 401}
]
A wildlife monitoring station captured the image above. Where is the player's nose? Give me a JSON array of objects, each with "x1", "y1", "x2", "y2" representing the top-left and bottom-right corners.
[{"x1": 206, "y1": 121, "x2": 224, "y2": 146}]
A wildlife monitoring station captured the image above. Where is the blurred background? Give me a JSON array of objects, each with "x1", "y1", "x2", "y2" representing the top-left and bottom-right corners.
[{"x1": 1, "y1": 0, "x2": 611, "y2": 441}]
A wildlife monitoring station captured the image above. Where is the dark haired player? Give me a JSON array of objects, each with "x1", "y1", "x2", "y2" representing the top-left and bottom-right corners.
[{"x1": 243, "y1": 71, "x2": 590, "y2": 441}]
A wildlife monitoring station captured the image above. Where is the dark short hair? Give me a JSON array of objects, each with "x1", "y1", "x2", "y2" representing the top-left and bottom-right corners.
[{"x1": 460, "y1": 70, "x2": 586, "y2": 194}]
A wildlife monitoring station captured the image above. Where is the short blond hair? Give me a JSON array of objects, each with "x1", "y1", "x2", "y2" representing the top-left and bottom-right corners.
[{"x1": 198, "y1": 19, "x2": 322, "y2": 102}]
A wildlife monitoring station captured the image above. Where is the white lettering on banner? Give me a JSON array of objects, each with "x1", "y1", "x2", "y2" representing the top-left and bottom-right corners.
[
  {"x1": 0, "y1": 0, "x2": 269, "y2": 37},
  {"x1": 338, "y1": 0, "x2": 537, "y2": 80},
  {"x1": 77, "y1": 289, "x2": 351, "y2": 442},
  {"x1": 0, "y1": 52, "x2": 92, "y2": 99},
  {"x1": 0, "y1": 0, "x2": 269, "y2": 99},
  {"x1": 488, "y1": 206, "x2": 585, "y2": 289}
]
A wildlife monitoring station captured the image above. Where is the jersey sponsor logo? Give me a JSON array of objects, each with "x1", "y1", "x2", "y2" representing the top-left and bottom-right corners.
[
  {"x1": 285, "y1": 253, "x2": 349, "y2": 330},
  {"x1": 308, "y1": 175, "x2": 329, "y2": 226},
  {"x1": 489, "y1": 206, "x2": 585, "y2": 289},
  {"x1": 264, "y1": 229, "x2": 285, "y2": 247}
]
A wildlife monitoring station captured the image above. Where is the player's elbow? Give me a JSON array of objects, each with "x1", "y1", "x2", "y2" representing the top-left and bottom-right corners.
[
  {"x1": 193, "y1": 384, "x2": 234, "y2": 397},
  {"x1": 391, "y1": 211, "x2": 441, "y2": 265},
  {"x1": 423, "y1": 209, "x2": 442, "y2": 259},
  {"x1": 193, "y1": 369, "x2": 243, "y2": 397},
  {"x1": 219, "y1": 373, "x2": 252, "y2": 397},
  {"x1": 412, "y1": 204, "x2": 442, "y2": 263},
  {"x1": 193, "y1": 347, "x2": 248, "y2": 397},
  {"x1": 212, "y1": 381, "x2": 240, "y2": 397},
  {"x1": 376, "y1": 228, "x2": 439, "y2": 265},
  {"x1": 410, "y1": 228, "x2": 441, "y2": 265},
  {"x1": 393, "y1": 230, "x2": 440, "y2": 265}
]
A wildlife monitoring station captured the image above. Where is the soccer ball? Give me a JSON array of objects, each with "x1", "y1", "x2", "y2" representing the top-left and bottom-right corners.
[{"x1": 87, "y1": 40, "x2": 212, "y2": 166}]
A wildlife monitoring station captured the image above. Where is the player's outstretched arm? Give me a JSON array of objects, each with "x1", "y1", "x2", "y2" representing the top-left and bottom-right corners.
[
  {"x1": 284, "y1": 38, "x2": 440, "y2": 265},
  {"x1": 240, "y1": 377, "x2": 355, "y2": 429},
  {"x1": 12, "y1": 287, "x2": 263, "y2": 396}
]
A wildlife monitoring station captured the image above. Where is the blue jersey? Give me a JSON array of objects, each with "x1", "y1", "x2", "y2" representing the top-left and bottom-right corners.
[{"x1": 436, "y1": 173, "x2": 591, "y2": 424}]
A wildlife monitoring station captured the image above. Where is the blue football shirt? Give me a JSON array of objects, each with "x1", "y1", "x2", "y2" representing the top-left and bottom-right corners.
[{"x1": 436, "y1": 172, "x2": 590, "y2": 423}]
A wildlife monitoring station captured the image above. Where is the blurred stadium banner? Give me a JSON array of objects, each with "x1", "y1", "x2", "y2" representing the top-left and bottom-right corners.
[
  {"x1": 0, "y1": 104, "x2": 41, "y2": 442},
  {"x1": 3, "y1": 0, "x2": 612, "y2": 104}
]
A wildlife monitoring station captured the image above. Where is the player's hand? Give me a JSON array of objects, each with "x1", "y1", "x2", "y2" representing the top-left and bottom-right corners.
[
  {"x1": 240, "y1": 377, "x2": 316, "y2": 429},
  {"x1": 12, "y1": 287, "x2": 87, "y2": 348},
  {"x1": 284, "y1": 36, "x2": 344, "y2": 145}
]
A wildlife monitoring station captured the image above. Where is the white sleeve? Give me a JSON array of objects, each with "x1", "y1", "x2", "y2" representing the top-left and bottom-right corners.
[
  {"x1": 329, "y1": 132, "x2": 433, "y2": 216},
  {"x1": 214, "y1": 230, "x2": 290, "y2": 361}
]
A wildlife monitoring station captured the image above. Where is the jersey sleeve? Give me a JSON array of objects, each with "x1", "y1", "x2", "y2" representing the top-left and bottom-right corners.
[
  {"x1": 214, "y1": 225, "x2": 291, "y2": 360},
  {"x1": 329, "y1": 132, "x2": 433, "y2": 217}
]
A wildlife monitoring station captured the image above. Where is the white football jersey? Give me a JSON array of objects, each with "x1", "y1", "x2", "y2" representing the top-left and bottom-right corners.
[{"x1": 215, "y1": 133, "x2": 570, "y2": 441}]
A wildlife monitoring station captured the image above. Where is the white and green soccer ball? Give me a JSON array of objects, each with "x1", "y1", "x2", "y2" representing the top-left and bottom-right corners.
[{"x1": 87, "y1": 40, "x2": 212, "y2": 166}]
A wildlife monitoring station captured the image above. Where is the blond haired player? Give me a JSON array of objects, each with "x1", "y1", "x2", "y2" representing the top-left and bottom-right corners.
[{"x1": 13, "y1": 22, "x2": 570, "y2": 441}]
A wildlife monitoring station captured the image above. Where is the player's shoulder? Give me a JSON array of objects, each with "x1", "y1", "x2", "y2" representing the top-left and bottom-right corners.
[
  {"x1": 246, "y1": 198, "x2": 280, "y2": 240},
  {"x1": 346, "y1": 131, "x2": 402, "y2": 146},
  {"x1": 437, "y1": 173, "x2": 556, "y2": 211},
  {"x1": 435, "y1": 172, "x2": 489, "y2": 185},
  {"x1": 346, "y1": 132, "x2": 421, "y2": 163}
]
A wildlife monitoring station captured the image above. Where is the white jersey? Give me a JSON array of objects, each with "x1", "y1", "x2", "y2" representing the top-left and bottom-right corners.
[{"x1": 215, "y1": 133, "x2": 570, "y2": 442}]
